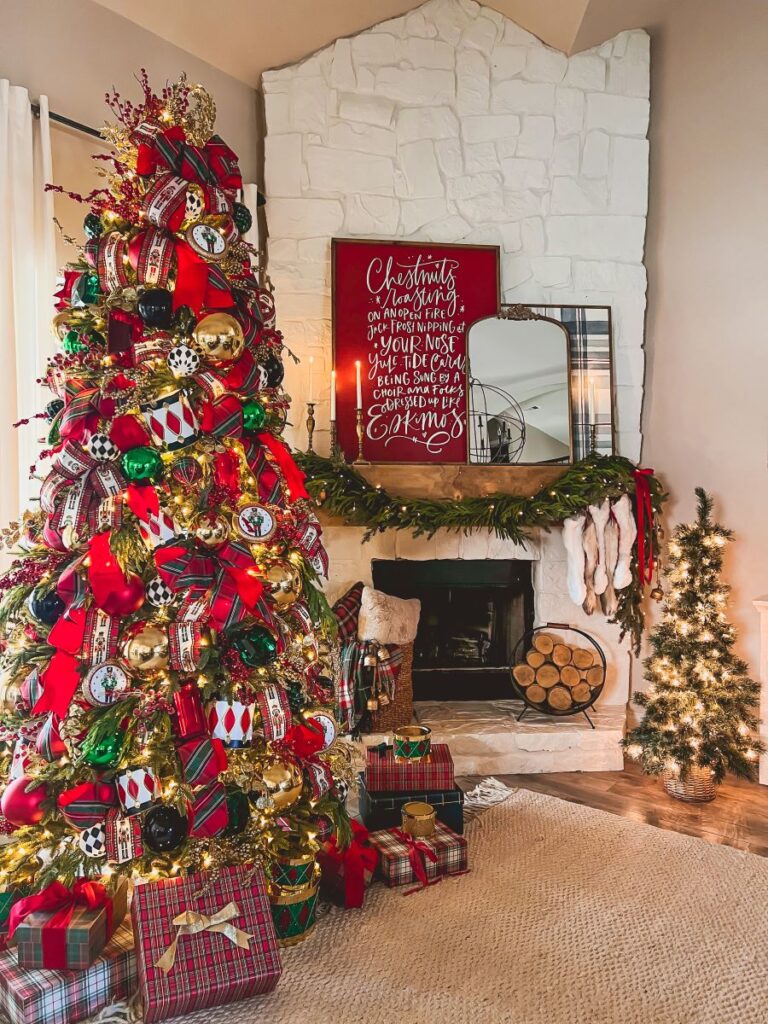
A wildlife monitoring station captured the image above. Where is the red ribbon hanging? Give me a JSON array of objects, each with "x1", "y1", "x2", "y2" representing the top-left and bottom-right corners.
[
  {"x1": 632, "y1": 468, "x2": 655, "y2": 586},
  {"x1": 256, "y1": 433, "x2": 310, "y2": 501},
  {"x1": 7, "y1": 879, "x2": 113, "y2": 969},
  {"x1": 318, "y1": 821, "x2": 379, "y2": 909},
  {"x1": 34, "y1": 608, "x2": 87, "y2": 718},
  {"x1": 87, "y1": 532, "x2": 130, "y2": 609}
]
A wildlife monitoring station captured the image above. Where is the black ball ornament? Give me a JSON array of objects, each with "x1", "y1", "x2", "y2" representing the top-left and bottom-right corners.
[
  {"x1": 262, "y1": 352, "x2": 284, "y2": 388},
  {"x1": 83, "y1": 213, "x2": 103, "y2": 240},
  {"x1": 137, "y1": 289, "x2": 174, "y2": 329},
  {"x1": 232, "y1": 202, "x2": 253, "y2": 235},
  {"x1": 27, "y1": 587, "x2": 65, "y2": 627},
  {"x1": 44, "y1": 399, "x2": 64, "y2": 422},
  {"x1": 141, "y1": 804, "x2": 189, "y2": 853}
]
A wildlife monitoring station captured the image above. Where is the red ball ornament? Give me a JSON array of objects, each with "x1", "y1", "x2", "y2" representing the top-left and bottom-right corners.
[
  {"x1": 1, "y1": 775, "x2": 49, "y2": 826},
  {"x1": 97, "y1": 574, "x2": 145, "y2": 616}
]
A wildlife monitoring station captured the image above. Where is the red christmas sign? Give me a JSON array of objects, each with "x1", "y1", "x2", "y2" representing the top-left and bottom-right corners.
[{"x1": 333, "y1": 239, "x2": 500, "y2": 464}]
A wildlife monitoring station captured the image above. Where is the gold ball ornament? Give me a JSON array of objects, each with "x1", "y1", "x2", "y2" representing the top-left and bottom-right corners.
[
  {"x1": 192, "y1": 313, "x2": 245, "y2": 365},
  {"x1": 264, "y1": 560, "x2": 302, "y2": 609},
  {"x1": 51, "y1": 311, "x2": 72, "y2": 342},
  {"x1": 121, "y1": 624, "x2": 170, "y2": 678},
  {"x1": 259, "y1": 756, "x2": 303, "y2": 812},
  {"x1": 194, "y1": 513, "x2": 229, "y2": 548}
]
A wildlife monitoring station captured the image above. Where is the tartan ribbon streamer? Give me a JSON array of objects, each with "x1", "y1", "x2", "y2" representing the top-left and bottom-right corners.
[
  {"x1": 318, "y1": 820, "x2": 378, "y2": 909},
  {"x1": 58, "y1": 781, "x2": 117, "y2": 829},
  {"x1": 41, "y1": 440, "x2": 125, "y2": 547},
  {"x1": 154, "y1": 540, "x2": 270, "y2": 632},
  {"x1": 135, "y1": 124, "x2": 242, "y2": 193},
  {"x1": 633, "y1": 467, "x2": 655, "y2": 585},
  {"x1": 187, "y1": 781, "x2": 229, "y2": 838},
  {"x1": 178, "y1": 737, "x2": 228, "y2": 788},
  {"x1": 154, "y1": 901, "x2": 252, "y2": 975}
]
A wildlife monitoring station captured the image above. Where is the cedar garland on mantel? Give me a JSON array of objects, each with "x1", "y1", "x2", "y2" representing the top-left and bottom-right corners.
[{"x1": 297, "y1": 451, "x2": 667, "y2": 653}]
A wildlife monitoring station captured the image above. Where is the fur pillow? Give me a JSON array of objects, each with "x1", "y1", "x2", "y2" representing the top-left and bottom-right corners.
[{"x1": 357, "y1": 586, "x2": 421, "y2": 645}]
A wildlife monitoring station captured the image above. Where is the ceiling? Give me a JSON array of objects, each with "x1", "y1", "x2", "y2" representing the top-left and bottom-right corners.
[{"x1": 90, "y1": 0, "x2": 608, "y2": 87}]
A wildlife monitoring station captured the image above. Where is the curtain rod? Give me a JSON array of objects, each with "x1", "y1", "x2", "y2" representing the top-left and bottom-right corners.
[{"x1": 30, "y1": 102, "x2": 103, "y2": 141}]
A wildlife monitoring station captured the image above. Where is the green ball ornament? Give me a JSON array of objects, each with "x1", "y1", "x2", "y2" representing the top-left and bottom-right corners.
[
  {"x1": 62, "y1": 329, "x2": 87, "y2": 355},
  {"x1": 82, "y1": 729, "x2": 124, "y2": 768},
  {"x1": 72, "y1": 272, "x2": 102, "y2": 307},
  {"x1": 232, "y1": 202, "x2": 253, "y2": 235},
  {"x1": 224, "y1": 788, "x2": 250, "y2": 836},
  {"x1": 233, "y1": 625, "x2": 278, "y2": 668},
  {"x1": 83, "y1": 213, "x2": 103, "y2": 239},
  {"x1": 241, "y1": 399, "x2": 267, "y2": 433},
  {"x1": 121, "y1": 446, "x2": 163, "y2": 483}
]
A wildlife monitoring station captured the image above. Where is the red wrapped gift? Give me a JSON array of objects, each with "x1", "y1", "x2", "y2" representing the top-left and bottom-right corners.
[
  {"x1": 9, "y1": 879, "x2": 128, "y2": 971},
  {"x1": 131, "y1": 864, "x2": 281, "y2": 1023},
  {"x1": 368, "y1": 822, "x2": 468, "y2": 891},
  {"x1": 365, "y1": 743, "x2": 454, "y2": 792},
  {"x1": 317, "y1": 821, "x2": 378, "y2": 909}
]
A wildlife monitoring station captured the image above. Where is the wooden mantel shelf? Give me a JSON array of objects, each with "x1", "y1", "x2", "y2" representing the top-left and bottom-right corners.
[{"x1": 346, "y1": 463, "x2": 568, "y2": 500}]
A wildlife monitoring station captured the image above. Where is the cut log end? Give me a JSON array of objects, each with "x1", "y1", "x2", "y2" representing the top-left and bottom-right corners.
[
  {"x1": 572, "y1": 648, "x2": 594, "y2": 670},
  {"x1": 532, "y1": 632, "x2": 556, "y2": 655},
  {"x1": 571, "y1": 682, "x2": 592, "y2": 703},
  {"x1": 526, "y1": 650, "x2": 546, "y2": 669},
  {"x1": 535, "y1": 663, "x2": 561, "y2": 689},
  {"x1": 552, "y1": 643, "x2": 573, "y2": 667},
  {"x1": 559, "y1": 665, "x2": 580, "y2": 688},
  {"x1": 513, "y1": 664, "x2": 536, "y2": 688},
  {"x1": 547, "y1": 685, "x2": 573, "y2": 711},
  {"x1": 526, "y1": 683, "x2": 546, "y2": 704},
  {"x1": 586, "y1": 665, "x2": 605, "y2": 688}
]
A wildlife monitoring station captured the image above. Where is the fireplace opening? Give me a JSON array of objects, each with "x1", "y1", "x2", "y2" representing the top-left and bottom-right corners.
[{"x1": 371, "y1": 559, "x2": 534, "y2": 700}]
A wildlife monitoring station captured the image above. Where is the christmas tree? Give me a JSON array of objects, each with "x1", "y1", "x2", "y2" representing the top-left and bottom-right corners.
[
  {"x1": 0, "y1": 73, "x2": 352, "y2": 894},
  {"x1": 624, "y1": 488, "x2": 764, "y2": 790}
]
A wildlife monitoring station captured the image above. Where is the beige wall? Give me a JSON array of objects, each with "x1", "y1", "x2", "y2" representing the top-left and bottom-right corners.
[{"x1": 577, "y1": 0, "x2": 768, "y2": 674}]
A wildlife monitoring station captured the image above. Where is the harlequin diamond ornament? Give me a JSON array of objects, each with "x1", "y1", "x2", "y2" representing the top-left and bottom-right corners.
[
  {"x1": 85, "y1": 432, "x2": 120, "y2": 463},
  {"x1": 140, "y1": 389, "x2": 199, "y2": 452},
  {"x1": 79, "y1": 822, "x2": 107, "y2": 858},
  {"x1": 146, "y1": 577, "x2": 174, "y2": 607},
  {"x1": 116, "y1": 766, "x2": 157, "y2": 815},
  {"x1": 208, "y1": 699, "x2": 254, "y2": 748},
  {"x1": 167, "y1": 343, "x2": 201, "y2": 379}
]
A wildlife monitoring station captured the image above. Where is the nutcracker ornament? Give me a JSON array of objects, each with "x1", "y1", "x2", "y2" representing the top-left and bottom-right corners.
[{"x1": 0, "y1": 72, "x2": 350, "y2": 917}]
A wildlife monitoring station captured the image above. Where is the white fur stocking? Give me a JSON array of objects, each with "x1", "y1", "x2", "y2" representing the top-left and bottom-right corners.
[
  {"x1": 588, "y1": 499, "x2": 610, "y2": 595},
  {"x1": 563, "y1": 514, "x2": 587, "y2": 606},
  {"x1": 601, "y1": 514, "x2": 620, "y2": 618},
  {"x1": 582, "y1": 515, "x2": 598, "y2": 615},
  {"x1": 613, "y1": 493, "x2": 638, "y2": 590}
]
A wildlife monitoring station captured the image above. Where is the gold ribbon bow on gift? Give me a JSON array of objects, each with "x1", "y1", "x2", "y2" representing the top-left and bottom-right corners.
[{"x1": 155, "y1": 901, "x2": 253, "y2": 974}]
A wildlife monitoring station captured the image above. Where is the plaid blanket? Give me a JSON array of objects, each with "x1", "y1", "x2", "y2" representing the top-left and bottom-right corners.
[{"x1": 338, "y1": 641, "x2": 404, "y2": 732}]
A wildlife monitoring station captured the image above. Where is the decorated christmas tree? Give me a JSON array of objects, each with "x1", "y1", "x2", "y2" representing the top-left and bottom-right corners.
[
  {"x1": 0, "y1": 73, "x2": 352, "y2": 895},
  {"x1": 624, "y1": 488, "x2": 763, "y2": 795}
]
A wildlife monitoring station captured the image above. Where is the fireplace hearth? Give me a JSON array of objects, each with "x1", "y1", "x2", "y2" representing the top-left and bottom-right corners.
[{"x1": 372, "y1": 560, "x2": 534, "y2": 700}]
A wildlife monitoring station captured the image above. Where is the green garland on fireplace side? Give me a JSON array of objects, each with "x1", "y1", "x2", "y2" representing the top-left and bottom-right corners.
[{"x1": 296, "y1": 451, "x2": 667, "y2": 653}]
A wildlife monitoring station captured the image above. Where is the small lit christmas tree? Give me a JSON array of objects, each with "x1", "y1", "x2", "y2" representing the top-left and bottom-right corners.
[{"x1": 624, "y1": 488, "x2": 764, "y2": 799}]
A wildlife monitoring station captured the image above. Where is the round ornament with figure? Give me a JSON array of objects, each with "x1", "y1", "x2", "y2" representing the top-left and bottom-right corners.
[
  {"x1": 82, "y1": 662, "x2": 131, "y2": 708},
  {"x1": 185, "y1": 222, "x2": 228, "y2": 261},
  {"x1": 235, "y1": 503, "x2": 276, "y2": 544}
]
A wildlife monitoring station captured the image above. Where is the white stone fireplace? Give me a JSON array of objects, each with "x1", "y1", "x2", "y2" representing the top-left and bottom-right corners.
[{"x1": 261, "y1": 0, "x2": 651, "y2": 773}]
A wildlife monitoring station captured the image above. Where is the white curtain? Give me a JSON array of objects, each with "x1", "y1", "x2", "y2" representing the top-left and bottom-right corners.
[{"x1": 0, "y1": 82, "x2": 56, "y2": 526}]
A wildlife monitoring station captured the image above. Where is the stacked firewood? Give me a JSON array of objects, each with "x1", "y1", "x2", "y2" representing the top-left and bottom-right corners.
[{"x1": 512, "y1": 632, "x2": 604, "y2": 711}]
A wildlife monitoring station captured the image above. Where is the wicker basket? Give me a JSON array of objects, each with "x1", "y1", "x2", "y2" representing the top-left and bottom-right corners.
[
  {"x1": 369, "y1": 641, "x2": 414, "y2": 733},
  {"x1": 662, "y1": 765, "x2": 717, "y2": 803}
]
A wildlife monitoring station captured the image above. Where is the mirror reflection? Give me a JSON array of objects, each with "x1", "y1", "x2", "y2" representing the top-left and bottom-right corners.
[{"x1": 468, "y1": 314, "x2": 572, "y2": 465}]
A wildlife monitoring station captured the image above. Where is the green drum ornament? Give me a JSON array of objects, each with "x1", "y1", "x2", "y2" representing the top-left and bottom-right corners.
[
  {"x1": 121, "y1": 446, "x2": 163, "y2": 483},
  {"x1": 241, "y1": 398, "x2": 267, "y2": 433},
  {"x1": 269, "y1": 875, "x2": 319, "y2": 947},
  {"x1": 268, "y1": 849, "x2": 318, "y2": 891},
  {"x1": 233, "y1": 625, "x2": 278, "y2": 668},
  {"x1": 393, "y1": 725, "x2": 432, "y2": 763}
]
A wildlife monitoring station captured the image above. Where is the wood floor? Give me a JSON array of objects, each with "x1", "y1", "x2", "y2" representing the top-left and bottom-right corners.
[{"x1": 461, "y1": 761, "x2": 768, "y2": 857}]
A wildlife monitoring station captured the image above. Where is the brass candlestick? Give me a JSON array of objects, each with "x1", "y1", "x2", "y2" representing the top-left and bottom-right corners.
[
  {"x1": 329, "y1": 418, "x2": 340, "y2": 460},
  {"x1": 306, "y1": 402, "x2": 316, "y2": 453},
  {"x1": 353, "y1": 408, "x2": 369, "y2": 465},
  {"x1": 589, "y1": 422, "x2": 598, "y2": 453}
]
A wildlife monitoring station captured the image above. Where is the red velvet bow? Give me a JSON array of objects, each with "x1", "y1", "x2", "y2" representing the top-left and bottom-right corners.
[
  {"x1": 282, "y1": 720, "x2": 325, "y2": 761},
  {"x1": 632, "y1": 468, "x2": 655, "y2": 585},
  {"x1": 33, "y1": 608, "x2": 87, "y2": 718},
  {"x1": 392, "y1": 829, "x2": 441, "y2": 895},
  {"x1": 7, "y1": 880, "x2": 113, "y2": 969},
  {"x1": 318, "y1": 821, "x2": 379, "y2": 909}
]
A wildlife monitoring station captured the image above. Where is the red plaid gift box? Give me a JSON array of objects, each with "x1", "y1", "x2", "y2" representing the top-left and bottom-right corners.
[
  {"x1": 317, "y1": 821, "x2": 378, "y2": 909},
  {"x1": 12, "y1": 879, "x2": 129, "y2": 971},
  {"x1": 368, "y1": 821, "x2": 468, "y2": 889},
  {"x1": 365, "y1": 743, "x2": 455, "y2": 792},
  {"x1": 0, "y1": 921, "x2": 136, "y2": 1024},
  {"x1": 131, "y1": 864, "x2": 282, "y2": 1023}
]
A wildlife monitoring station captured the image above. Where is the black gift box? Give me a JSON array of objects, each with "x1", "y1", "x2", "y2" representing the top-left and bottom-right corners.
[{"x1": 357, "y1": 773, "x2": 465, "y2": 834}]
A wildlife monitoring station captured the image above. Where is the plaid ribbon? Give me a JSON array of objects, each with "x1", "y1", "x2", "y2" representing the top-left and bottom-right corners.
[
  {"x1": 58, "y1": 781, "x2": 117, "y2": 829},
  {"x1": 332, "y1": 582, "x2": 364, "y2": 642},
  {"x1": 178, "y1": 737, "x2": 228, "y2": 789},
  {"x1": 241, "y1": 441, "x2": 282, "y2": 504},
  {"x1": 42, "y1": 441, "x2": 125, "y2": 549},
  {"x1": 35, "y1": 714, "x2": 66, "y2": 763},
  {"x1": 128, "y1": 228, "x2": 175, "y2": 288},
  {"x1": 96, "y1": 232, "x2": 130, "y2": 293},
  {"x1": 134, "y1": 124, "x2": 242, "y2": 193},
  {"x1": 255, "y1": 684, "x2": 291, "y2": 742},
  {"x1": 368, "y1": 822, "x2": 468, "y2": 890},
  {"x1": 188, "y1": 782, "x2": 229, "y2": 838}
]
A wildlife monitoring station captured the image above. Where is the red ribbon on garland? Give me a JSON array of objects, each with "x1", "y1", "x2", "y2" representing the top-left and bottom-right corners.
[
  {"x1": 7, "y1": 880, "x2": 113, "y2": 968},
  {"x1": 632, "y1": 468, "x2": 655, "y2": 585},
  {"x1": 318, "y1": 821, "x2": 379, "y2": 909}
]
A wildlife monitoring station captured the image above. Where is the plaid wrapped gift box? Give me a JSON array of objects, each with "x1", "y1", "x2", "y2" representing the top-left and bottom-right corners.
[
  {"x1": 365, "y1": 743, "x2": 455, "y2": 792},
  {"x1": 368, "y1": 821, "x2": 468, "y2": 888},
  {"x1": 0, "y1": 921, "x2": 136, "y2": 1024},
  {"x1": 131, "y1": 863, "x2": 282, "y2": 1024},
  {"x1": 15, "y1": 878, "x2": 129, "y2": 971},
  {"x1": 358, "y1": 774, "x2": 465, "y2": 834}
]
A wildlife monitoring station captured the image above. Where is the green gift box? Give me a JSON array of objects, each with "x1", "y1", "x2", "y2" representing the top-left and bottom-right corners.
[
  {"x1": 0, "y1": 888, "x2": 30, "y2": 931},
  {"x1": 14, "y1": 878, "x2": 128, "y2": 972}
]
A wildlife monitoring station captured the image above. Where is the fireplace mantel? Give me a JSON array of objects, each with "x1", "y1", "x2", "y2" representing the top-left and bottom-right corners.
[{"x1": 333, "y1": 463, "x2": 568, "y2": 501}]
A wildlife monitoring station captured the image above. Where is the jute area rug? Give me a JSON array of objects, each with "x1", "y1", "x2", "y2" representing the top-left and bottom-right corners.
[{"x1": 119, "y1": 789, "x2": 768, "y2": 1024}]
